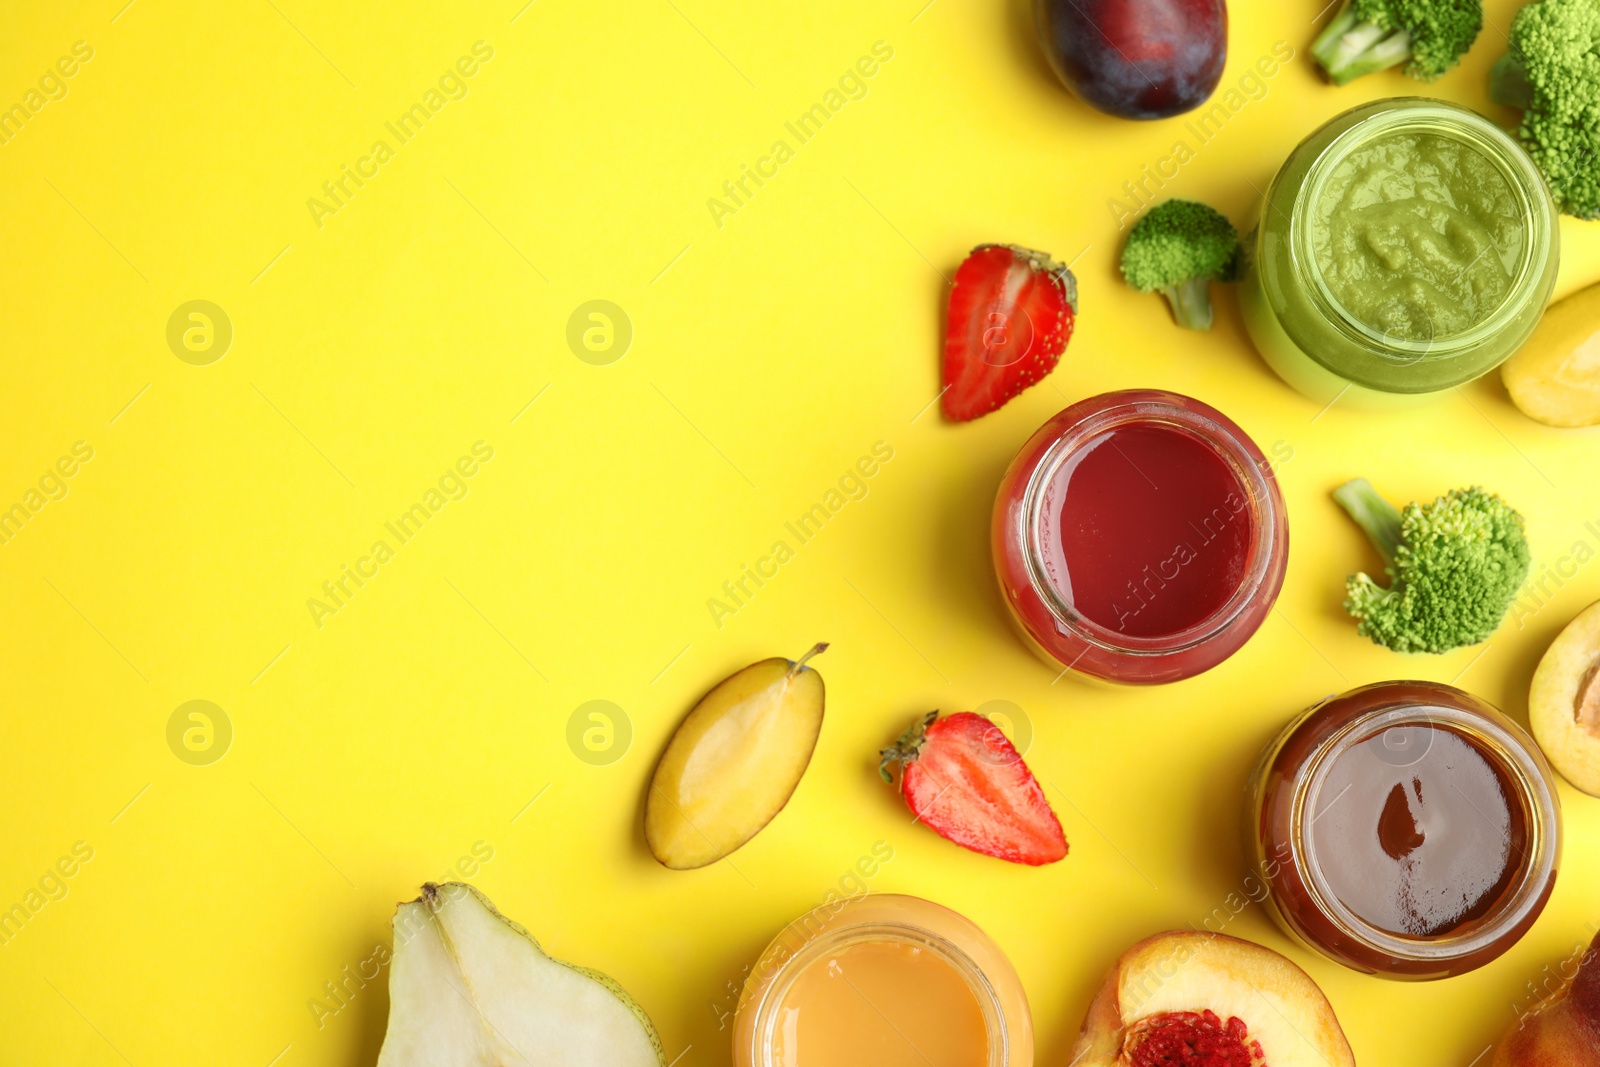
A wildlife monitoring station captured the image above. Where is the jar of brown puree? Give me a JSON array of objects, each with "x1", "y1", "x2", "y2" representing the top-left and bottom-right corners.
[{"x1": 1247, "y1": 681, "x2": 1561, "y2": 979}]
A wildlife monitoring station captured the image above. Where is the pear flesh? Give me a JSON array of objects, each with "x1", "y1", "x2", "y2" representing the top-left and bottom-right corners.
[
  {"x1": 646, "y1": 643, "x2": 827, "y2": 869},
  {"x1": 376, "y1": 882, "x2": 665, "y2": 1067}
]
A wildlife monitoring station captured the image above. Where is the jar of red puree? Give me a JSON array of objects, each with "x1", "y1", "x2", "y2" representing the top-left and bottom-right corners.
[
  {"x1": 1248, "y1": 681, "x2": 1561, "y2": 979},
  {"x1": 992, "y1": 389, "x2": 1287, "y2": 685}
]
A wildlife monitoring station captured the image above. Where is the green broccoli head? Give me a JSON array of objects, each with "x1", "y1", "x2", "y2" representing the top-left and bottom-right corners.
[
  {"x1": 1119, "y1": 199, "x2": 1241, "y2": 331},
  {"x1": 1333, "y1": 479, "x2": 1530, "y2": 654},
  {"x1": 1490, "y1": 0, "x2": 1600, "y2": 221},
  {"x1": 1312, "y1": 0, "x2": 1483, "y2": 85}
]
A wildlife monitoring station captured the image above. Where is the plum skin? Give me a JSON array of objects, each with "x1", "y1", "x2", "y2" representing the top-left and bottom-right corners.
[{"x1": 1034, "y1": 0, "x2": 1227, "y2": 120}]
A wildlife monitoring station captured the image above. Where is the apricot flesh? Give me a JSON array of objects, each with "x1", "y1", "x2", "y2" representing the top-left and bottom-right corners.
[
  {"x1": 1529, "y1": 600, "x2": 1600, "y2": 796},
  {"x1": 1068, "y1": 931, "x2": 1354, "y2": 1067},
  {"x1": 1502, "y1": 283, "x2": 1600, "y2": 428}
]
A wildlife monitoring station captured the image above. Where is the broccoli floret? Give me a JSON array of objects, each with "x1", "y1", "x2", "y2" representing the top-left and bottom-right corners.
[
  {"x1": 1333, "y1": 479, "x2": 1530, "y2": 654},
  {"x1": 1490, "y1": 0, "x2": 1600, "y2": 221},
  {"x1": 1312, "y1": 0, "x2": 1483, "y2": 85},
  {"x1": 1119, "y1": 200, "x2": 1241, "y2": 331}
]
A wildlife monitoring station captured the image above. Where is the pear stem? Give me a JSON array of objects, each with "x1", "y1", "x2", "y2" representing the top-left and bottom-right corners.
[{"x1": 789, "y1": 642, "x2": 829, "y2": 676}]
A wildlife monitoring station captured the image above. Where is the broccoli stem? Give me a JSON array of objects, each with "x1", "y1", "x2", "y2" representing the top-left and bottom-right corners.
[
  {"x1": 1334, "y1": 478, "x2": 1404, "y2": 568},
  {"x1": 1312, "y1": 5, "x2": 1362, "y2": 59},
  {"x1": 1312, "y1": 3, "x2": 1414, "y2": 86},
  {"x1": 1489, "y1": 52, "x2": 1534, "y2": 111},
  {"x1": 1162, "y1": 278, "x2": 1214, "y2": 331}
]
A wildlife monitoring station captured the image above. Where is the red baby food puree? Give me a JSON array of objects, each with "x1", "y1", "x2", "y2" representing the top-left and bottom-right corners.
[
  {"x1": 993, "y1": 390, "x2": 1287, "y2": 685},
  {"x1": 1039, "y1": 423, "x2": 1251, "y2": 638}
]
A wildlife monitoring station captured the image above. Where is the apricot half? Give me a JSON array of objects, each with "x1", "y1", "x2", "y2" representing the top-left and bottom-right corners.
[
  {"x1": 1501, "y1": 282, "x2": 1600, "y2": 428},
  {"x1": 1069, "y1": 931, "x2": 1354, "y2": 1067},
  {"x1": 1530, "y1": 600, "x2": 1600, "y2": 797}
]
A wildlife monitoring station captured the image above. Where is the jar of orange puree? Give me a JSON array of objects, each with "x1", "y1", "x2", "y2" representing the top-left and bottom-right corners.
[{"x1": 732, "y1": 894, "x2": 1032, "y2": 1067}]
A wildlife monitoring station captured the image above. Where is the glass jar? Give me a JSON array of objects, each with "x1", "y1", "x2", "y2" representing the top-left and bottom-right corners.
[
  {"x1": 732, "y1": 894, "x2": 1031, "y2": 1067},
  {"x1": 1247, "y1": 681, "x2": 1561, "y2": 979},
  {"x1": 1241, "y1": 98, "x2": 1558, "y2": 406},
  {"x1": 992, "y1": 389, "x2": 1287, "y2": 685}
]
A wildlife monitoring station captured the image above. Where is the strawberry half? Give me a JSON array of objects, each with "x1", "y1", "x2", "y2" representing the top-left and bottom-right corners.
[
  {"x1": 942, "y1": 244, "x2": 1078, "y2": 422},
  {"x1": 879, "y1": 711, "x2": 1068, "y2": 865}
]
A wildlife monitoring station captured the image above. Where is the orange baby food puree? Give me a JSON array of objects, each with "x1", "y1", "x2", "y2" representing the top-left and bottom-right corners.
[
  {"x1": 770, "y1": 940, "x2": 988, "y2": 1066},
  {"x1": 733, "y1": 894, "x2": 1032, "y2": 1067}
]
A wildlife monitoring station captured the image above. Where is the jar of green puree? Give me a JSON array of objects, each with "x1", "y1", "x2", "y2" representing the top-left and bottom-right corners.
[{"x1": 1241, "y1": 99, "x2": 1558, "y2": 407}]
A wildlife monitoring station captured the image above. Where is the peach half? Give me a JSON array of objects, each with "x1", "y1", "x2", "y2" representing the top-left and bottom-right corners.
[
  {"x1": 1492, "y1": 930, "x2": 1600, "y2": 1067},
  {"x1": 1068, "y1": 931, "x2": 1355, "y2": 1067},
  {"x1": 1530, "y1": 599, "x2": 1600, "y2": 796}
]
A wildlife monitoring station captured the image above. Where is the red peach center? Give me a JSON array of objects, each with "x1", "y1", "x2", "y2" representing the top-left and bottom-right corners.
[{"x1": 1126, "y1": 1009, "x2": 1267, "y2": 1067}]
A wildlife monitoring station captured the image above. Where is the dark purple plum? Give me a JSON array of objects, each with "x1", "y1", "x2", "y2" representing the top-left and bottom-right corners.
[{"x1": 1035, "y1": 0, "x2": 1227, "y2": 120}]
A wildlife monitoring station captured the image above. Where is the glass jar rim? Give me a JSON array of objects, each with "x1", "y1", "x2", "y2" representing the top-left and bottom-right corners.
[
  {"x1": 738, "y1": 896, "x2": 1013, "y2": 1067},
  {"x1": 1018, "y1": 392, "x2": 1280, "y2": 658},
  {"x1": 1289, "y1": 99, "x2": 1555, "y2": 368},
  {"x1": 1291, "y1": 700, "x2": 1561, "y2": 963}
]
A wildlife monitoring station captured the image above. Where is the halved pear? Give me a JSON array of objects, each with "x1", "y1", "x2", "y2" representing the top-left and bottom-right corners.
[
  {"x1": 1530, "y1": 599, "x2": 1600, "y2": 796},
  {"x1": 645, "y1": 643, "x2": 827, "y2": 869},
  {"x1": 376, "y1": 883, "x2": 665, "y2": 1067},
  {"x1": 1069, "y1": 931, "x2": 1354, "y2": 1067}
]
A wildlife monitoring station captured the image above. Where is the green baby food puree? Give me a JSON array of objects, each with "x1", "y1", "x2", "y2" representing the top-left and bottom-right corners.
[
  {"x1": 1241, "y1": 100, "x2": 1557, "y2": 404},
  {"x1": 1311, "y1": 131, "x2": 1524, "y2": 343}
]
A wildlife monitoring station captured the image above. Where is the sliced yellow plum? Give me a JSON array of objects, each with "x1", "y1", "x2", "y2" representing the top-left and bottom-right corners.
[
  {"x1": 645, "y1": 643, "x2": 827, "y2": 869},
  {"x1": 1530, "y1": 599, "x2": 1600, "y2": 796},
  {"x1": 1502, "y1": 283, "x2": 1600, "y2": 428}
]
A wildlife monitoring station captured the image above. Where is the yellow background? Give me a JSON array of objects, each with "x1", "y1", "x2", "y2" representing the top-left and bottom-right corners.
[{"x1": 3, "y1": 0, "x2": 1598, "y2": 1064}]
